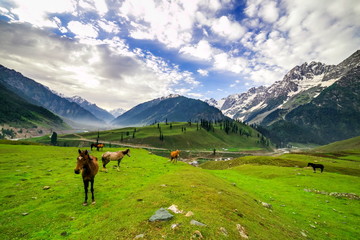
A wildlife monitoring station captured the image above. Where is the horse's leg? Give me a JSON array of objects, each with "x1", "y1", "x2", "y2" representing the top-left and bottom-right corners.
[
  {"x1": 321, "y1": 167, "x2": 324, "y2": 173},
  {"x1": 90, "y1": 179, "x2": 95, "y2": 204},
  {"x1": 313, "y1": 167, "x2": 316, "y2": 173},
  {"x1": 83, "y1": 179, "x2": 89, "y2": 206},
  {"x1": 117, "y1": 160, "x2": 121, "y2": 171},
  {"x1": 102, "y1": 158, "x2": 109, "y2": 172}
]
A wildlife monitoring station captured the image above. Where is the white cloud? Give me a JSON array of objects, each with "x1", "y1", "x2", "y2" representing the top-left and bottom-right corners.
[
  {"x1": 179, "y1": 40, "x2": 213, "y2": 60},
  {"x1": 258, "y1": 1, "x2": 279, "y2": 23},
  {"x1": 210, "y1": 15, "x2": 246, "y2": 40},
  {"x1": 197, "y1": 69, "x2": 209, "y2": 76},
  {"x1": 8, "y1": 0, "x2": 75, "y2": 27},
  {"x1": 67, "y1": 21, "x2": 99, "y2": 38},
  {"x1": 0, "y1": 21, "x2": 198, "y2": 109}
]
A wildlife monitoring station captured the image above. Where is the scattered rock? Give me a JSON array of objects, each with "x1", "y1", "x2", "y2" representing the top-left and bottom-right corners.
[
  {"x1": 219, "y1": 227, "x2": 228, "y2": 236},
  {"x1": 168, "y1": 204, "x2": 183, "y2": 214},
  {"x1": 21, "y1": 212, "x2": 29, "y2": 216},
  {"x1": 160, "y1": 184, "x2": 167, "y2": 187},
  {"x1": 149, "y1": 208, "x2": 173, "y2": 222},
  {"x1": 43, "y1": 186, "x2": 51, "y2": 190},
  {"x1": 300, "y1": 231, "x2": 307, "y2": 237},
  {"x1": 261, "y1": 202, "x2": 272, "y2": 209},
  {"x1": 31, "y1": 197, "x2": 37, "y2": 200},
  {"x1": 310, "y1": 224, "x2": 316, "y2": 228},
  {"x1": 190, "y1": 220, "x2": 207, "y2": 226},
  {"x1": 134, "y1": 234, "x2": 144, "y2": 239},
  {"x1": 232, "y1": 182, "x2": 237, "y2": 186},
  {"x1": 236, "y1": 224, "x2": 249, "y2": 239},
  {"x1": 171, "y1": 223, "x2": 181, "y2": 230},
  {"x1": 191, "y1": 230, "x2": 203, "y2": 239},
  {"x1": 185, "y1": 211, "x2": 194, "y2": 217}
]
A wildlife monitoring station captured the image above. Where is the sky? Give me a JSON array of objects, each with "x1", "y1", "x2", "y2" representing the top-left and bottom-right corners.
[{"x1": 0, "y1": 0, "x2": 359, "y2": 111}]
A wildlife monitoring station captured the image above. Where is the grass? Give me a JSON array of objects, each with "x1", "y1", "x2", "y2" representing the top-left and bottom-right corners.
[
  {"x1": 0, "y1": 142, "x2": 359, "y2": 239},
  {"x1": 26, "y1": 122, "x2": 271, "y2": 152}
]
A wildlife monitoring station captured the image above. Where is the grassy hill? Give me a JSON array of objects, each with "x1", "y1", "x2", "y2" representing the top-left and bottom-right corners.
[
  {"x1": 28, "y1": 121, "x2": 272, "y2": 152},
  {"x1": 0, "y1": 143, "x2": 359, "y2": 239},
  {"x1": 311, "y1": 136, "x2": 360, "y2": 153},
  {"x1": 0, "y1": 82, "x2": 68, "y2": 129}
]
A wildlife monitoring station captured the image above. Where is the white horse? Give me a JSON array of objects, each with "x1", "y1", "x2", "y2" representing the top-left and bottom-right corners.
[{"x1": 101, "y1": 149, "x2": 130, "y2": 172}]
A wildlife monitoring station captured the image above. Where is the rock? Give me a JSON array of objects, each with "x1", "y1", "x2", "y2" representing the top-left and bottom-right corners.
[
  {"x1": 21, "y1": 212, "x2": 29, "y2": 216},
  {"x1": 190, "y1": 220, "x2": 207, "y2": 226},
  {"x1": 220, "y1": 227, "x2": 228, "y2": 236},
  {"x1": 168, "y1": 204, "x2": 183, "y2": 214},
  {"x1": 191, "y1": 230, "x2": 203, "y2": 239},
  {"x1": 261, "y1": 202, "x2": 272, "y2": 209},
  {"x1": 149, "y1": 208, "x2": 173, "y2": 222},
  {"x1": 134, "y1": 234, "x2": 144, "y2": 239},
  {"x1": 43, "y1": 186, "x2": 51, "y2": 190},
  {"x1": 300, "y1": 231, "x2": 307, "y2": 237},
  {"x1": 236, "y1": 224, "x2": 249, "y2": 239},
  {"x1": 171, "y1": 223, "x2": 181, "y2": 230},
  {"x1": 185, "y1": 211, "x2": 194, "y2": 217}
]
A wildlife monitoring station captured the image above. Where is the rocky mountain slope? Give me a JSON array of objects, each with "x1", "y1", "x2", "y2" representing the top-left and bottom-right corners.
[
  {"x1": 112, "y1": 95, "x2": 227, "y2": 127},
  {"x1": 67, "y1": 96, "x2": 114, "y2": 123},
  {"x1": 0, "y1": 65, "x2": 104, "y2": 126},
  {"x1": 209, "y1": 50, "x2": 360, "y2": 145}
]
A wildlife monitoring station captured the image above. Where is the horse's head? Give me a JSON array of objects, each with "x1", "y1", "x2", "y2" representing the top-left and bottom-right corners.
[
  {"x1": 124, "y1": 149, "x2": 131, "y2": 157},
  {"x1": 75, "y1": 149, "x2": 91, "y2": 174}
]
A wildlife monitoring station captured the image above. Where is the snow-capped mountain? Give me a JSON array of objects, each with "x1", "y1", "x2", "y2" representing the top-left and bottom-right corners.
[
  {"x1": 110, "y1": 108, "x2": 126, "y2": 118},
  {"x1": 215, "y1": 50, "x2": 360, "y2": 125},
  {"x1": 67, "y1": 95, "x2": 114, "y2": 123}
]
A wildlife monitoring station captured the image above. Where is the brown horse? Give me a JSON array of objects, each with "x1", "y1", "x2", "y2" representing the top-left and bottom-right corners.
[
  {"x1": 101, "y1": 149, "x2": 130, "y2": 172},
  {"x1": 74, "y1": 149, "x2": 99, "y2": 206},
  {"x1": 91, "y1": 143, "x2": 104, "y2": 151},
  {"x1": 170, "y1": 150, "x2": 180, "y2": 163}
]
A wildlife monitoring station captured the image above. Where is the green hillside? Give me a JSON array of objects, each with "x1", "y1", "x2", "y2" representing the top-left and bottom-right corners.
[
  {"x1": 0, "y1": 143, "x2": 359, "y2": 239},
  {"x1": 311, "y1": 136, "x2": 360, "y2": 153},
  {"x1": 0, "y1": 82, "x2": 68, "y2": 129},
  {"x1": 30, "y1": 121, "x2": 272, "y2": 152}
]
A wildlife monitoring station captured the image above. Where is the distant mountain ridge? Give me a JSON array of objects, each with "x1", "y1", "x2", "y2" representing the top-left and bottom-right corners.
[
  {"x1": 209, "y1": 50, "x2": 360, "y2": 145},
  {"x1": 66, "y1": 95, "x2": 114, "y2": 123},
  {"x1": 112, "y1": 95, "x2": 227, "y2": 127},
  {"x1": 0, "y1": 65, "x2": 104, "y2": 126}
]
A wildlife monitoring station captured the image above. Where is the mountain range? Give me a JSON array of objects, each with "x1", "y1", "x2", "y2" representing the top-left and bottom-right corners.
[
  {"x1": 0, "y1": 50, "x2": 359, "y2": 145},
  {"x1": 208, "y1": 50, "x2": 360, "y2": 145}
]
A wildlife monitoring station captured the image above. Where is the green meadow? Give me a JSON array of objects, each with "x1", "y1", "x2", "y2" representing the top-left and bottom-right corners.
[{"x1": 0, "y1": 138, "x2": 359, "y2": 240}]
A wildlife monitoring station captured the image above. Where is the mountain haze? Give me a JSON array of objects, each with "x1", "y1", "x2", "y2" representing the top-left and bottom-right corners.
[
  {"x1": 0, "y1": 65, "x2": 104, "y2": 126},
  {"x1": 67, "y1": 96, "x2": 114, "y2": 123}
]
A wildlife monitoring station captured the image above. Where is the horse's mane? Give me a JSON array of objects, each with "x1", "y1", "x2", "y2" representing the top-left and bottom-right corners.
[{"x1": 122, "y1": 149, "x2": 130, "y2": 154}]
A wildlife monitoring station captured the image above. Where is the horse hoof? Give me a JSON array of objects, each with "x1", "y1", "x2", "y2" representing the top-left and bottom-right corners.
[
  {"x1": 91, "y1": 201, "x2": 96, "y2": 205},
  {"x1": 83, "y1": 202, "x2": 88, "y2": 206}
]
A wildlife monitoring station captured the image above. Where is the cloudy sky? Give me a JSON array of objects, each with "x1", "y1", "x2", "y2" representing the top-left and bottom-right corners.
[{"x1": 0, "y1": 0, "x2": 359, "y2": 111}]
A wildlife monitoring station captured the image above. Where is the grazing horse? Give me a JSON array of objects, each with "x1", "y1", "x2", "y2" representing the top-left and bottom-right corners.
[
  {"x1": 170, "y1": 150, "x2": 180, "y2": 163},
  {"x1": 91, "y1": 143, "x2": 104, "y2": 151},
  {"x1": 101, "y1": 149, "x2": 130, "y2": 172},
  {"x1": 307, "y1": 163, "x2": 324, "y2": 173},
  {"x1": 74, "y1": 149, "x2": 99, "y2": 206}
]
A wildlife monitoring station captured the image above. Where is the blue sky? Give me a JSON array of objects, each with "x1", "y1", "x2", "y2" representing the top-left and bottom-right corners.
[{"x1": 0, "y1": 0, "x2": 359, "y2": 111}]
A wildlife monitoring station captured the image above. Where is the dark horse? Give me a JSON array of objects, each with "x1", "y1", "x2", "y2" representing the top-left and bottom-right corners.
[
  {"x1": 91, "y1": 143, "x2": 104, "y2": 151},
  {"x1": 307, "y1": 163, "x2": 324, "y2": 173},
  {"x1": 74, "y1": 149, "x2": 99, "y2": 205}
]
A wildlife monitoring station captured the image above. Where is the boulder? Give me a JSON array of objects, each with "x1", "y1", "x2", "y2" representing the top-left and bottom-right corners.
[{"x1": 149, "y1": 208, "x2": 173, "y2": 222}]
